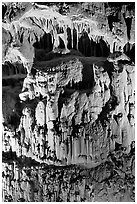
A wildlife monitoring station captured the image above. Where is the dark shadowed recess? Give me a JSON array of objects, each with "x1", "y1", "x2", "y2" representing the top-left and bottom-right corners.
[
  {"x1": 107, "y1": 2, "x2": 135, "y2": 41},
  {"x1": 123, "y1": 42, "x2": 135, "y2": 63},
  {"x1": 33, "y1": 29, "x2": 110, "y2": 63},
  {"x1": 2, "y1": 61, "x2": 27, "y2": 130},
  {"x1": 2, "y1": 62, "x2": 26, "y2": 77}
]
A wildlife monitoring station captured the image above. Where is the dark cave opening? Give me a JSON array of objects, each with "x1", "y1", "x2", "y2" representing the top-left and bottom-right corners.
[
  {"x1": 107, "y1": 15, "x2": 120, "y2": 32},
  {"x1": 123, "y1": 42, "x2": 132, "y2": 56},
  {"x1": 77, "y1": 32, "x2": 110, "y2": 57},
  {"x1": 33, "y1": 32, "x2": 53, "y2": 52},
  {"x1": 73, "y1": 28, "x2": 77, "y2": 50},
  {"x1": 90, "y1": 38, "x2": 96, "y2": 56},
  {"x1": 123, "y1": 42, "x2": 135, "y2": 62},
  {"x1": 78, "y1": 32, "x2": 91, "y2": 57},
  {"x1": 95, "y1": 42, "x2": 102, "y2": 57},
  {"x1": 32, "y1": 29, "x2": 110, "y2": 60},
  {"x1": 99, "y1": 39, "x2": 110, "y2": 57},
  {"x1": 58, "y1": 37, "x2": 65, "y2": 49},
  {"x1": 130, "y1": 44, "x2": 135, "y2": 63},
  {"x1": 33, "y1": 32, "x2": 54, "y2": 61},
  {"x1": 67, "y1": 27, "x2": 72, "y2": 49}
]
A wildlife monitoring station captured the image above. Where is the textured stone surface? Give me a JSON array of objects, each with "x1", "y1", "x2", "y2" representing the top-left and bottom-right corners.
[
  {"x1": 2, "y1": 147, "x2": 135, "y2": 202},
  {"x1": 2, "y1": 2, "x2": 135, "y2": 202}
]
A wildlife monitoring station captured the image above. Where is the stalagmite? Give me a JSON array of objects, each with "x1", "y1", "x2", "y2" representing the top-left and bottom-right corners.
[
  {"x1": 74, "y1": 137, "x2": 79, "y2": 163},
  {"x1": 47, "y1": 128, "x2": 54, "y2": 152},
  {"x1": 110, "y1": 40, "x2": 114, "y2": 53},
  {"x1": 71, "y1": 136, "x2": 75, "y2": 163},
  {"x1": 67, "y1": 137, "x2": 71, "y2": 165},
  {"x1": 81, "y1": 128, "x2": 86, "y2": 156},
  {"x1": 35, "y1": 101, "x2": 46, "y2": 127},
  {"x1": 55, "y1": 135, "x2": 60, "y2": 160},
  {"x1": 86, "y1": 138, "x2": 90, "y2": 163}
]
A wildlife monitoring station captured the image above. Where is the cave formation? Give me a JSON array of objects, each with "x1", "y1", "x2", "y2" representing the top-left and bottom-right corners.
[{"x1": 2, "y1": 2, "x2": 135, "y2": 202}]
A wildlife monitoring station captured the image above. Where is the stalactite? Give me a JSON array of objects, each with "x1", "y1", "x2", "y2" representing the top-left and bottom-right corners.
[
  {"x1": 76, "y1": 24, "x2": 79, "y2": 50},
  {"x1": 71, "y1": 26, "x2": 73, "y2": 49},
  {"x1": 80, "y1": 23, "x2": 83, "y2": 33},
  {"x1": 62, "y1": 26, "x2": 69, "y2": 54},
  {"x1": 52, "y1": 28, "x2": 59, "y2": 52},
  {"x1": 110, "y1": 40, "x2": 114, "y2": 53}
]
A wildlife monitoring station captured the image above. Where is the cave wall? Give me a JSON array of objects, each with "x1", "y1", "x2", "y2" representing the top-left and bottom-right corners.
[
  {"x1": 2, "y1": 2, "x2": 135, "y2": 202},
  {"x1": 3, "y1": 56, "x2": 135, "y2": 164}
]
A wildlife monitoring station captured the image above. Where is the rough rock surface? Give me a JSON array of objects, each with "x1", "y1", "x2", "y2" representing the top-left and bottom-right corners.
[{"x1": 2, "y1": 2, "x2": 135, "y2": 202}]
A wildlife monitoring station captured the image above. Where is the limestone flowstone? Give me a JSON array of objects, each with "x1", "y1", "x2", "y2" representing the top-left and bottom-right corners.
[
  {"x1": 2, "y1": 55, "x2": 135, "y2": 164},
  {"x1": 2, "y1": 2, "x2": 135, "y2": 202}
]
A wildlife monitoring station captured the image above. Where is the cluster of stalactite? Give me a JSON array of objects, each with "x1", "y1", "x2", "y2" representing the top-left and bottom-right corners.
[
  {"x1": 34, "y1": 29, "x2": 110, "y2": 57},
  {"x1": 2, "y1": 4, "x2": 135, "y2": 83},
  {"x1": 3, "y1": 2, "x2": 134, "y2": 65}
]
